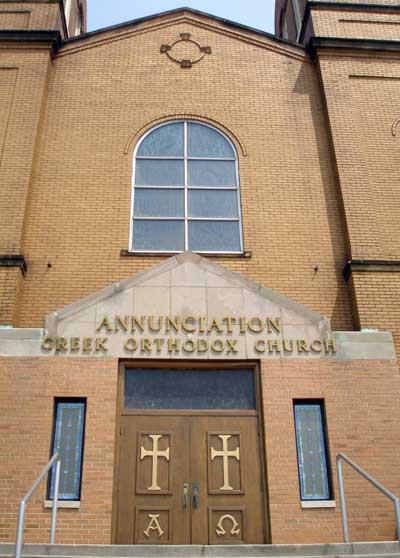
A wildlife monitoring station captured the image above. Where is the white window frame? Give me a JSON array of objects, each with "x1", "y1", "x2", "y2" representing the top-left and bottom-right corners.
[
  {"x1": 129, "y1": 120, "x2": 244, "y2": 255},
  {"x1": 64, "y1": 0, "x2": 72, "y2": 27},
  {"x1": 291, "y1": 0, "x2": 302, "y2": 40}
]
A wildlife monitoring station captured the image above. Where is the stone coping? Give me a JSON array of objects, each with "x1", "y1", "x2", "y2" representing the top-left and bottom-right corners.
[
  {"x1": 0, "y1": 541, "x2": 399, "y2": 556},
  {"x1": 0, "y1": 327, "x2": 395, "y2": 361}
]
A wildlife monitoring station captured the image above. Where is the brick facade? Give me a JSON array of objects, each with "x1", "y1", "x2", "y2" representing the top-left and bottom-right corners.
[
  {"x1": 1, "y1": 356, "x2": 399, "y2": 544},
  {"x1": 0, "y1": 358, "x2": 117, "y2": 544},
  {"x1": 1, "y1": 0, "x2": 400, "y2": 548}
]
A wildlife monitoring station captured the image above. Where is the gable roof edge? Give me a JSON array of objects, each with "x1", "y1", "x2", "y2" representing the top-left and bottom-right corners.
[{"x1": 61, "y1": 7, "x2": 305, "y2": 54}]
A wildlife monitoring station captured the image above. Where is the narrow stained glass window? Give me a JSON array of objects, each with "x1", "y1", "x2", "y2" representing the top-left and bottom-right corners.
[
  {"x1": 294, "y1": 402, "x2": 331, "y2": 500},
  {"x1": 48, "y1": 400, "x2": 86, "y2": 501},
  {"x1": 131, "y1": 121, "x2": 242, "y2": 253}
]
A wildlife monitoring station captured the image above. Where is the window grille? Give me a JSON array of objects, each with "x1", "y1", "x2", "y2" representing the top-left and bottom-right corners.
[{"x1": 131, "y1": 121, "x2": 243, "y2": 253}]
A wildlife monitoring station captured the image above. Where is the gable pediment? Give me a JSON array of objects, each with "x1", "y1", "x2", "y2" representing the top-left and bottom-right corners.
[
  {"x1": 42, "y1": 252, "x2": 334, "y2": 359},
  {"x1": 60, "y1": 9, "x2": 306, "y2": 63}
]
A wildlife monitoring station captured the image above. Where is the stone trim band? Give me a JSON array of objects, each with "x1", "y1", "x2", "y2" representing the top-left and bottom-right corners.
[
  {"x1": 343, "y1": 259, "x2": 400, "y2": 281},
  {"x1": 0, "y1": 255, "x2": 27, "y2": 276}
]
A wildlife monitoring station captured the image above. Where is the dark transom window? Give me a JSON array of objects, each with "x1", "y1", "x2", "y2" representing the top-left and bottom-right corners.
[
  {"x1": 124, "y1": 368, "x2": 255, "y2": 410},
  {"x1": 131, "y1": 121, "x2": 243, "y2": 253}
]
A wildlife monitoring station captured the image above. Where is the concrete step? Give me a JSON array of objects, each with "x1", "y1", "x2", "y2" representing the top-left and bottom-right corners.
[{"x1": 0, "y1": 543, "x2": 399, "y2": 558}]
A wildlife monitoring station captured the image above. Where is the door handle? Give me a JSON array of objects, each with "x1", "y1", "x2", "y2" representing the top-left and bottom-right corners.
[
  {"x1": 182, "y1": 483, "x2": 189, "y2": 509},
  {"x1": 192, "y1": 483, "x2": 199, "y2": 509}
]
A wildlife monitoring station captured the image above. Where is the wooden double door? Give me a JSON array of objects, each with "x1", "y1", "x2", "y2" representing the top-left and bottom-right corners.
[{"x1": 115, "y1": 414, "x2": 266, "y2": 544}]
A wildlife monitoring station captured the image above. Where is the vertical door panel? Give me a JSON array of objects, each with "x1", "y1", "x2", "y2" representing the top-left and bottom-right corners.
[
  {"x1": 190, "y1": 416, "x2": 265, "y2": 544},
  {"x1": 116, "y1": 416, "x2": 190, "y2": 544}
]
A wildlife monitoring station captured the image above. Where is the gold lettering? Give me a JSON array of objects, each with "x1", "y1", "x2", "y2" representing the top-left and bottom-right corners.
[
  {"x1": 247, "y1": 317, "x2": 264, "y2": 333},
  {"x1": 70, "y1": 337, "x2": 80, "y2": 351},
  {"x1": 216, "y1": 514, "x2": 241, "y2": 536},
  {"x1": 148, "y1": 316, "x2": 161, "y2": 332},
  {"x1": 154, "y1": 338, "x2": 164, "y2": 352},
  {"x1": 222, "y1": 316, "x2": 236, "y2": 333},
  {"x1": 239, "y1": 317, "x2": 246, "y2": 333},
  {"x1": 131, "y1": 316, "x2": 145, "y2": 333},
  {"x1": 144, "y1": 514, "x2": 164, "y2": 538},
  {"x1": 182, "y1": 316, "x2": 196, "y2": 333},
  {"x1": 254, "y1": 339, "x2": 266, "y2": 353},
  {"x1": 96, "y1": 315, "x2": 112, "y2": 332},
  {"x1": 267, "y1": 317, "x2": 281, "y2": 334},
  {"x1": 211, "y1": 339, "x2": 224, "y2": 353},
  {"x1": 268, "y1": 339, "x2": 281, "y2": 353},
  {"x1": 324, "y1": 338, "x2": 337, "y2": 353},
  {"x1": 124, "y1": 338, "x2": 138, "y2": 352},
  {"x1": 82, "y1": 337, "x2": 92, "y2": 352},
  {"x1": 210, "y1": 435, "x2": 240, "y2": 491},
  {"x1": 140, "y1": 435, "x2": 170, "y2": 491},
  {"x1": 114, "y1": 315, "x2": 129, "y2": 332},
  {"x1": 208, "y1": 319, "x2": 223, "y2": 333},
  {"x1": 226, "y1": 339, "x2": 238, "y2": 353},
  {"x1": 56, "y1": 337, "x2": 68, "y2": 351},
  {"x1": 199, "y1": 316, "x2": 207, "y2": 333},
  {"x1": 41, "y1": 337, "x2": 55, "y2": 351},
  {"x1": 166, "y1": 316, "x2": 179, "y2": 333},
  {"x1": 283, "y1": 339, "x2": 294, "y2": 352},
  {"x1": 95, "y1": 337, "x2": 108, "y2": 352},
  {"x1": 311, "y1": 340, "x2": 322, "y2": 353},
  {"x1": 297, "y1": 339, "x2": 309, "y2": 353},
  {"x1": 183, "y1": 339, "x2": 196, "y2": 353},
  {"x1": 141, "y1": 338, "x2": 152, "y2": 352},
  {"x1": 168, "y1": 338, "x2": 180, "y2": 353},
  {"x1": 197, "y1": 339, "x2": 208, "y2": 352}
]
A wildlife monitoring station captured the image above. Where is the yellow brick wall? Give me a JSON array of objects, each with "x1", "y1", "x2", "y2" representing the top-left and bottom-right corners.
[
  {"x1": 312, "y1": 9, "x2": 400, "y2": 41},
  {"x1": 0, "y1": 268, "x2": 21, "y2": 324},
  {"x1": 351, "y1": 271, "x2": 400, "y2": 356},
  {"x1": 8, "y1": 14, "x2": 353, "y2": 333},
  {"x1": 317, "y1": 53, "x2": 400, "y2": 262},
  {"x1": 0, "y1": 48, "x2": 52, "y2": 255},
  {"x1": 0, "y1": 2, "x2": 61, "y2": 31}
]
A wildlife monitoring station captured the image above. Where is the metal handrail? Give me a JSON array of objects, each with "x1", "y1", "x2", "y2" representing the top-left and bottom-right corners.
[
  {"x1": 337, "y1": 452, "x2": 400, "y2": 546},
  {"x1": 15, "y1": 453, "x2": 61, "y2": 558}
]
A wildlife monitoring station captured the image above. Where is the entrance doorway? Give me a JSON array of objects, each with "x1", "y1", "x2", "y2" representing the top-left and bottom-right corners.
[{"x1": 113, "y1": 364, "x2": 268, "y2": 544}]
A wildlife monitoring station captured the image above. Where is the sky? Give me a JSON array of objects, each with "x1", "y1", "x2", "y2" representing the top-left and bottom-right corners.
[{"x1": 87, "y1": 1, "x2": 276, "y2": 35}]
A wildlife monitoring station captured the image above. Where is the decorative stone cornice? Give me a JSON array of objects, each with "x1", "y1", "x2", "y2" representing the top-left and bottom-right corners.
[
  {"x1": 0, "y1": 255, "x2": 27, "y2": 276},
  {"x1": 307, "y1": 36, "x2": 400, "y2": 58},
  {"x1": 343, "y1": 259, "x2": 400, "y2": 281},
  {"x1": 0, "y1": 30, "x2": 62, "y2": 54}
]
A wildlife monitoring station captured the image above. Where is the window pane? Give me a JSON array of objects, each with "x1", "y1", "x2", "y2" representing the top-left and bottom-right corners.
[
  {"x1": 137, "y1": 122, "x2": 184, "y2": 157},
  {"x1": 188, "y1": 160, "x2": 236, "y2": 186},
  {"x1": 133, "y1": 219, "x2": 185, "y2": 251},
  {"x1": 188, "y1": 220, "x2": 241, "y2": 252},
  {"x1": 136, "y1": 159, "x2": 184, "y2": 186},
  {"x1": 134, "y1": 189, "x2": 184, "y2": 217},
  {"x1": 49, "y1": 401, "x2": 85, "y2": 500},
  {"x1": 187, "y1": 122, "x2": 235, "y2": 158},
  {"x1": 125, "y1": 369, "x2": 255, "y2": 410},
  {"x1": 188, "y1": 190, "x2": 238, "y2": 218},
  {"x1": 294, "y1": 403, "x2": 330, "y2": 500}
]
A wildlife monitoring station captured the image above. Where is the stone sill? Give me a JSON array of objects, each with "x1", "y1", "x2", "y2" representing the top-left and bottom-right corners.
[
  {"x1": 120, "y1": 249, "x2": 252, "y2": 258},
  {"x1": 44, "y1": 500, "x2": 80, "y2": 509},
  {"x1": 301, "y1": 500, "x2": 336, "y2": 508}
]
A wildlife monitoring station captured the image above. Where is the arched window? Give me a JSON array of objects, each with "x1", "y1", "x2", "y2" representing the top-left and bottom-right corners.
[{"x1": 130, "y1": 121, "x2": 243, "y2": 253}]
